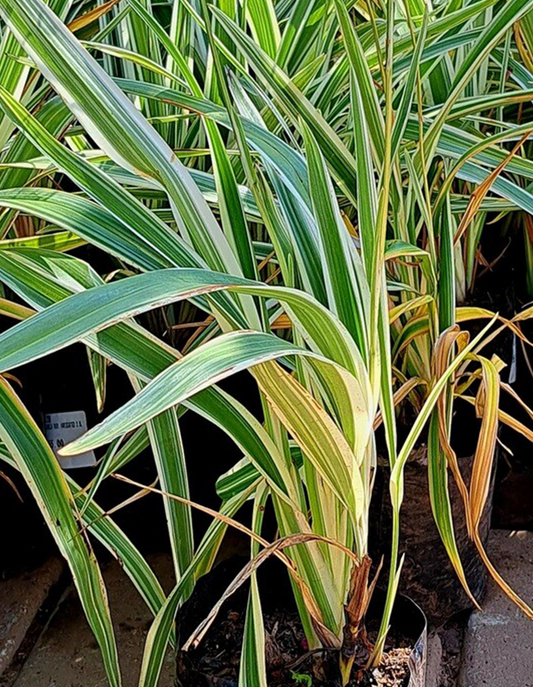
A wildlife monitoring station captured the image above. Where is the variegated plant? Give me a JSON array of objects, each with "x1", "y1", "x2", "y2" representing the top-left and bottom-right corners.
[{"x1": 1, "y1": 2, "x2": 533, "y2": 687}]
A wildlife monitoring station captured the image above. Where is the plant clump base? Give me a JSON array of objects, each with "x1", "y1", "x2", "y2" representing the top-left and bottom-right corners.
[{"x1": 176, "y1": 608, "x2": 413, "y2": 687}]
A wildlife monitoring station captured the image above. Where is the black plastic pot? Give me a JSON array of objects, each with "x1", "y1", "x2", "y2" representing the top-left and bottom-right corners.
[
  {"x1": 175, "y1": 558, "x2": 428, "y2": 687},
  {"x1": 370, "y1": 446, "x2": 494, "y2": 627}
]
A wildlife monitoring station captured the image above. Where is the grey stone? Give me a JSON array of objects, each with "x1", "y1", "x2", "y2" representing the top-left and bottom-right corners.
[
  {"x1": 8, "y1": 554, "x2": 175, "y2": 687},
  {"x1": 0, "y1": 557, "x2": 64, "y2": 678},
  {"x1": 458, "y1": 530, "x2": 533, "y2": 687}
]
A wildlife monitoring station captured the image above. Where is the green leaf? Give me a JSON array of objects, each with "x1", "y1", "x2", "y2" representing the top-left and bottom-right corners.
[
  {"x1": 244, "y1": 0, "x2": 280, "y2": 58},
  {"x1": 210, "y1": 6, "x2": 358, "y2": 204},
  {"x1": 0, "y1": 266, "x2": 363, "y2": 378},
  {"x1": 423, "y1": 0, "x2": 533, "y2": 161},
  {"x1": 239, "y1": 485, "x2": 269, "y2": 687},
  {"x1": 333, "y1": 0, "x2": 384, "y2": 163},
  {"x1": 59, "y1": 330, "x2": 362, "y2": 460},
  {"x1": 0, "y1": 250, "x2": 301, "y2": 498},
  {"x1": 139, "y1": 490, "x2": 254, "y2": 687},
  {"x1": 132, "y1": 378, "x2": 194, "y2": 596},
  {"x1": 303, "y1": 122, "x2": 369, "y2": 352},
  {"x1": 0, "y1": 0, "x2": 244, "y2": 277},
  {"x1": 0, "y1": 447, "x2": 168, "y2": 629},
  {"x1": 390, "y1": 11, "x2": 428, "y2": 162},
  {"x1": 0, "y1": 379, "x2": 121, "y2": 687}
]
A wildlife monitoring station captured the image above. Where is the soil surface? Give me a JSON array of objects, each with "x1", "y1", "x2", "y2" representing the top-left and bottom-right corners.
[{"x1": 177, "y1": 607, "x2": 413, "y2": 687}]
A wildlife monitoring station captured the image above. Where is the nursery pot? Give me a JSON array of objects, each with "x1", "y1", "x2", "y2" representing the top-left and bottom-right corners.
[
  {"x1": 175, "y1": 558, "x2": 428, "y2": 687},
  {"x1": 370, "y1": 446, "x2": 495, "y2": 627}
]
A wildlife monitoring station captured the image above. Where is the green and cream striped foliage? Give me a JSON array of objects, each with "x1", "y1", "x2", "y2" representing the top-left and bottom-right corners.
[{"x1": 1, "y1": 1, "x2": 533, "y2": 685}]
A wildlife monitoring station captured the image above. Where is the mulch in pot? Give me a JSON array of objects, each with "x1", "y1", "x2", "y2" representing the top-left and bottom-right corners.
[
  {"x1": 176, "y1": 559, "x2": 427, "y2": 687},
  {"x1": 178, "y1": 606, "x2": 412, "y2": 687}
]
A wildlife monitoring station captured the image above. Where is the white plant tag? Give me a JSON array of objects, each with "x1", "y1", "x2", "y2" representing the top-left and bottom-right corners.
[{"x1": 44, "y1": 411, "x2": 96, "y2": 469}]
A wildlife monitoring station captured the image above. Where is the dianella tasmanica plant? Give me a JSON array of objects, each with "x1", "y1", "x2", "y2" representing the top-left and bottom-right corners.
[{"x1": 0, "y1": 1, "x2": 533, "y2": 687}]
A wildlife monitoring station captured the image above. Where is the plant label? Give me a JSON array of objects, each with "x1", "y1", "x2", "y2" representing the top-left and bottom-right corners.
[{"x1": 44, "y1": 411, "x2": 96, "y2": 469}]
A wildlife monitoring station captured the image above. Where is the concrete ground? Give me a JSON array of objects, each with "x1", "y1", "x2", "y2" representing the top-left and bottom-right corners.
[
  {"x1": 0, "y1": 557, "x2": 65, "y2": 681},
  {"x1": 1, "y1": 531, "x2": 532, "y2": 687},
  {"x1": 0, "y1": 554, "x2": 175, "y2": 687}
]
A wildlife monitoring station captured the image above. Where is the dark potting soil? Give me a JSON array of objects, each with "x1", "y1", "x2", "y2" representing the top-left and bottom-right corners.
[{"x1": 177, "y1": 607, "x2": 413, "y2": 687}]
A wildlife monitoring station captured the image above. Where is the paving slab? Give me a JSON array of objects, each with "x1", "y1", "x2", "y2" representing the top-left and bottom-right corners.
[
  {"x1": 7, "y1": 553, "x2": 175, "y2": 687},
  {"x1": 0, "y1": 557, "x2": 65, "y2": 680},
  {"x1": 458, "y1": 530, "x2": 533, "y2": 687}
]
